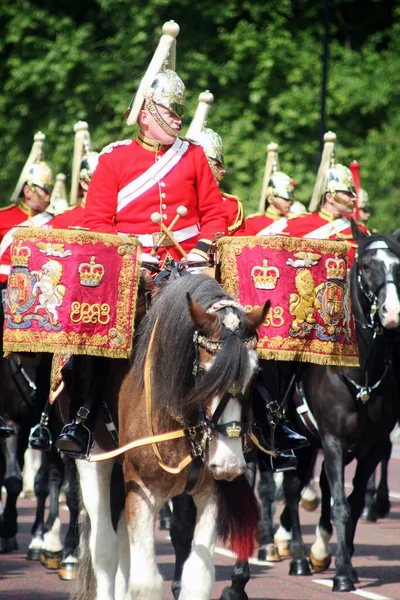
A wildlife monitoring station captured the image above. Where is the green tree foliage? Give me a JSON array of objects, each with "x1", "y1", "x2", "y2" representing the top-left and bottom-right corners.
[{"x1": 0, "y1": 0, "x2": 399, "y2": 231}]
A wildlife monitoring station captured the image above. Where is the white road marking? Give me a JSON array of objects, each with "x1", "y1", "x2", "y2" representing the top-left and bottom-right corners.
[
  {"x1": 313, "y1": 579, "x2": 392, "y2": 600},
  {"x1": 214, "y1": 545, "x2": 274, "y2": 566}
]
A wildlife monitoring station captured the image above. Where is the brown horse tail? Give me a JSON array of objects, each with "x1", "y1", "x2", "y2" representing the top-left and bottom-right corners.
[
  {"x1": 70, "y1": 507, "x2": 96, "y2": 600},
  {"x1": 215, "y1": 476, "x2": 260, "y2": 561}
]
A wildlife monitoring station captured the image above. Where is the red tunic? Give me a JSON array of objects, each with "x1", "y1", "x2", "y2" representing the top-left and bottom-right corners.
[
  {"x1": 283, "y1": 210, "x2": 368, "y2": 267},
  {"x1": 50, "y1": 205, "x2": 84, "y2": 229},
  {"x1": 221, "y1": 192, "x2": 245, "y2": 235},
  {"x1": 84, "y1": 139, "x2": 228, "y2": 260},
  {"x1": 239, "y1": 208, "x2": 288, "y2": 236},
  {"x1": 0, "y1": 203, "x2": 37, "y2": 283}
]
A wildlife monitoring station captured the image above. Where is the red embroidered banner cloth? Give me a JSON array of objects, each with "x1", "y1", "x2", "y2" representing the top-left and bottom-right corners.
[
  {"x1": 217, "y1": 236, "x2": 359, "y2": 367},
  {"x1": 3, "y1": 228, "x2": 142, "y2": 359}
]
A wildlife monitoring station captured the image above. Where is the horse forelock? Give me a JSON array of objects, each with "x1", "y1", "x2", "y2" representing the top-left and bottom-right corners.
[{"x1": 130, "y1": 274, "x2": 255, "y2": 424}]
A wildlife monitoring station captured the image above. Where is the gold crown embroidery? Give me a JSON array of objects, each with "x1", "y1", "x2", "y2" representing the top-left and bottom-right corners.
[
  {"x1": 251, "y1": 259, "x2": 280, "y2": 290},
  {"x1": 78, "y1": 256, "x2": 105, "y2": 287},
  {"x1": 325, "y1": 253, "x2": 347, "y2": 280},
  {"x1": 10, "y1": 240, "x2": 31, "y2": 268}
]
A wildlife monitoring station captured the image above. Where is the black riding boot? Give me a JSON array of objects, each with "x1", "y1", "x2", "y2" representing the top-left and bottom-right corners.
[
  {"x1": 28, "y1": 399, "x2": 53, "y2": 451},
  {"x1": 255, "y1": 382, "x2": 309, "y2": 452},
  {"x1": 56, "y1": 406, "x2": 93, "y2": 459},
  {"x1": 26, "y1": 353, "x2": 54, "y2": 451},
  {"x1": 55, "y1": 355, "x2": 103, "y2": 459}
]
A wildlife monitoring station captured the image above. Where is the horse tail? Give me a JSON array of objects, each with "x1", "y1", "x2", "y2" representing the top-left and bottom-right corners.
[
  {"x1": 215, "y1": 475, "x2": 260, "y2": 561},
  {"x1": 70, "y1": 508, "x2": 96, "y2": 600}
]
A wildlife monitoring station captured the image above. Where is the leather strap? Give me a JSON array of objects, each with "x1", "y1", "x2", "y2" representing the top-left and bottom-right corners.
[{"x1": 90, "y1": 317, "x2": 194, "y2": 474}]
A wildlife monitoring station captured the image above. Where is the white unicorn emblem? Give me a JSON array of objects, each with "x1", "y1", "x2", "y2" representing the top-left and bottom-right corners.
[{"x1": 32, "y1": 259, "x2": 66, "y2": 324}]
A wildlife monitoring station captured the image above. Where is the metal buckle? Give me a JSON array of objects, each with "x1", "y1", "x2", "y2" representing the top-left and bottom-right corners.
[{"x1": 75, "y1": 406, "x2": 90, "y2": 423}]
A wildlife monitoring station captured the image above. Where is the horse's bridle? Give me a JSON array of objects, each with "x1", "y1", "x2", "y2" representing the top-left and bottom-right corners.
[
  {"x1": 192, "y1": 298, "x2": 258, "y2": 438},
  {"x1": 344, "y1": 242, "x2": 397, "y2": 402},
  {"x1": 356, "y1": 241, "x2": 397, "y2": 332}
]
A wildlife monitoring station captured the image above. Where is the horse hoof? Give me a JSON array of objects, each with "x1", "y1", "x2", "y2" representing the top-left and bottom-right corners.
[
  {"x1": 41, "y1": 549, "x2": 62, "y2": 570},
  {"x1": 350, "y1": 568, "x2": 359, "y2": 584},
  {"x1": 258, "y1": 544, "x2": 281, "y2": 562},
  {"x1": 375, "y1": 498, "x2": 391, "y2": 519},
  {"x1": 219, "y1": 586, "x2": 248, "y2": 600},
  {"x1": 59, "y1": 562, "x2": 78, "y2": 581},
  {"x1": 289, "y1": 558, "x2": 311, "y2": 576},
  {"x1": 274, "y1": 539, "x2": 291, "y2": 557},
  {"x1": 309, "y1": 551, "x2": 331, "y2": 573},
  {"x1": 27, "y1": 547, "x2": 42, "y2": 561},
  {"x1": 171, "y1": 581, "x2": 181, "y2": 600},
  {"x1": 300, "y1": 497, "x2": 319, "y2": 512},
  {"x1": 0, "y1": 537, "x2": 18, "y2": 553},
  {"x1": 361, "y1": 505, "x2": 377, "y2": 522},
  {"x1": 332, "y1": 576, "x2": 355, "y2": 592}
]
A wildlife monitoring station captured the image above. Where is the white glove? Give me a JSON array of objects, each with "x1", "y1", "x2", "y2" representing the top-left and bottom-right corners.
[
  {"x1": 186, "y1": 251, "x2": 208, "y2": 273},
  {"x1": 140, "y1": 252, "x2": 159, "y2": 264}
]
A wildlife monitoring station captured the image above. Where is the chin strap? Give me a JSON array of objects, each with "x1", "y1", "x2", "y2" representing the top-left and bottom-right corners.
[{"x1": 144, "y1": 94, "x2": 179, "y2": 138}]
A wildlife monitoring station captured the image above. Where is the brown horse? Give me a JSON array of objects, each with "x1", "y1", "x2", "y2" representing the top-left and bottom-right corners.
[{"x1": 75, "y1": 273, "x2": 269, "y2": 600}]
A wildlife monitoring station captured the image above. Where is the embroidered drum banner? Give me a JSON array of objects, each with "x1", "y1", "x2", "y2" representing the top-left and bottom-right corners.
[
  {"x1": 3, "y1": 228, "x2": 142, "y2": 359},
  {"x1": 217, "y1": 236, "x2": 359, "y2": 367}
]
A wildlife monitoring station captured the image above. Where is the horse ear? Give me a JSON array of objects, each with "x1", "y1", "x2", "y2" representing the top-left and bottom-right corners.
[
  {"x1": 186, "y1": 292, "x2": 218, "y2": 334},
  {"x1": 245, "y1": 301, "x2": 270, "y2": 330},
  {"x1": 351, "y1": 218, "x2": 367, "y2": 242},
  {"x1": 392, "y1": 228, "x2": 400, "y2": 243}
]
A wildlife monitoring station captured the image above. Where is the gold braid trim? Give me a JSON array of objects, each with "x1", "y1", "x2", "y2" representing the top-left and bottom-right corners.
[
  {"x1": 216, "y1": 235, "x2": 360, "y2": 368},
  {"x1": 4, "y1": 228, "x2": 143, "y2": 359}
]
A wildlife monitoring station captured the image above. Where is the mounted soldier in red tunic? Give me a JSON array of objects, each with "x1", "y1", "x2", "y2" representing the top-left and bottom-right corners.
[
  {"x1": 54, "y1": 21, "x2": 228, "y2": 457},
  {"x1": 283, "y1": 131, "x2": 369, "y2": 266},
  {"x1": 238, "y1": 141, "x2": 299, "y2": 236},
  {"x1": 186, "y1": 90, "x2": 245, "y2": 235},
  {"x1": 0, "y1": 133, "x2": 53, "y2": 438}
]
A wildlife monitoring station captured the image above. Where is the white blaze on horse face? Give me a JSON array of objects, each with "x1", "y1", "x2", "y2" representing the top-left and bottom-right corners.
[
  {"x1": 207, "y1": 348, "x2": 258, "y2": 481},
  {"x1": 208, "y1": 393, "x2": 246, "y2": 481},
  {"x1": 375, "y1": 249, "x2": 400, "y2": 329}
]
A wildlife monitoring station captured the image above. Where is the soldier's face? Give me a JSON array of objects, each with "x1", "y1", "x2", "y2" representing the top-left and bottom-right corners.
[
  {"x1": 268, "y1": 195, "x2": 293, "y2": 216},
  {"x1": 325, "y1": 191, "x2": 355, "y2": 214},
  {"x1": 140, "y1": 106, "x2": 182, "y2": 146},
  {"x1": 23, "y1": 184, "x2": 50, "y2": 212},
  {"x1": 210, "y1": 159, "x2": 226, "y2": 183},
  {"x1": 359, "y1": 208, "x2": 371, "y2": 223}
]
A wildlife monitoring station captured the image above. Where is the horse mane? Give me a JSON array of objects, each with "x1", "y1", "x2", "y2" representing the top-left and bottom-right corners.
[{"x1": 130, "y1": 274, "x2": 253, "y2": 424}]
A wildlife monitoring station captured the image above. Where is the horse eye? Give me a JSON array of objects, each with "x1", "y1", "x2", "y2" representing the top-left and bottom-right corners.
[{"x1": 362, "y1": 264, "x2": 370, "y2": 273}]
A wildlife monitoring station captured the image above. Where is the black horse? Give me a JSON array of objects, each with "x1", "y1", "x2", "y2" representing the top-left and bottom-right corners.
[
  {"x1": 0, "y1": 334, "x2": 80, "y2": 577},
  {"x1": 0, "y1": 352, "x2": 38, "y2": 552},
  {"x1": 270, "y1": 225, "x2": 400, "y2": 591}
]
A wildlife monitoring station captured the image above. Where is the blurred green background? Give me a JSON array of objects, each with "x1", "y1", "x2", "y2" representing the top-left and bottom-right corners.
[{"x1": 1, "y1": 0, "x2": 399, "y2": 231}]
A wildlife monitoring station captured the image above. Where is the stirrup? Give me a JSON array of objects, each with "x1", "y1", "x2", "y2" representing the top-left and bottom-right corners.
[
  {"x1": 55, "y1": 421, "x2": 94, "y2": 460},
  {"x1": 270, "y1": 450, "x2": 298, "y2": 473},
  {"x1": 29, "y1": 423, "x2": 53, "y2": 452}
]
